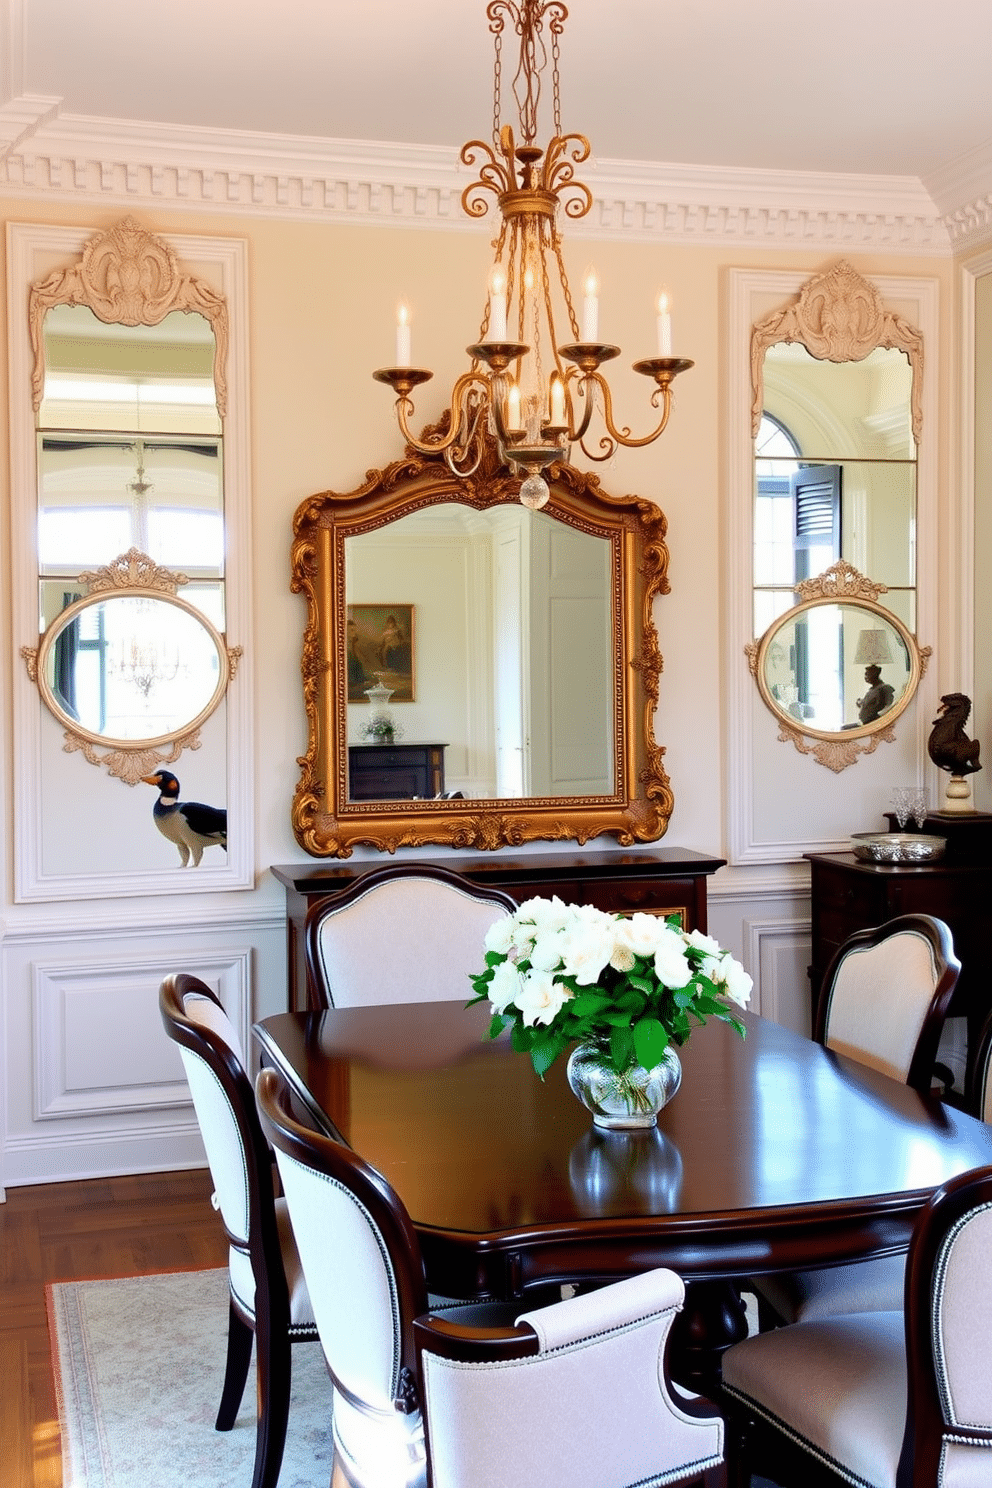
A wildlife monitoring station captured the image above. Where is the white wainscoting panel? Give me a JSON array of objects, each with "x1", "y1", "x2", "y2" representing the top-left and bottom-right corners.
[
  {"x1": 746, "y1": 917, "x2": 814, "y2": 1038},
  {"x1": 32, "y1": 950, "x2": 250, "y2": 1121},
  {"x1": 0, "y1": 908, "x2": 285, "y2": 1189}
]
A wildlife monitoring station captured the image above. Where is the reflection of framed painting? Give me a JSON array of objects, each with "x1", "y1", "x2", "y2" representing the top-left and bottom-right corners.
[{"x1": 347, "y1": 604, "x2": 415, "y2": 701}]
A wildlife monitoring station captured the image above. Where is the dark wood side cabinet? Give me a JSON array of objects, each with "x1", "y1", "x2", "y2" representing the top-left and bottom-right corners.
[
  {"x1": 347, "y1": 742, "x2": 446, "y2": 801},
  {"x1": 272, "y1": 848, "x2": 726, "y2": 1012},
  {"x1": 806, "y1": 850, "x2": 992, "y2": 1077}
]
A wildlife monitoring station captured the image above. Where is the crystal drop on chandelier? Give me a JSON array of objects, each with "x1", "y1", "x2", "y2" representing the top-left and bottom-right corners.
[{"x1": 519, "y1": 473, "x2": 550, "y2": 510}]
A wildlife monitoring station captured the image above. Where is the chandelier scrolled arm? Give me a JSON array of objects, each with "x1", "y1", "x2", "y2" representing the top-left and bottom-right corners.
[{"x1": 373, "y1": 0, "x2": 693, "y2": 505}]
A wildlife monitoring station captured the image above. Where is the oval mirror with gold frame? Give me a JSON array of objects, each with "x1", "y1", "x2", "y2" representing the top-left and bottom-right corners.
[
  {"x1": 746, "y1": 561, "x2": 930, "y2": 772},
  {"x1": 291, "y1": 427, "x2": 673, "y2": 856},
  {"x1": 22, "y1": 548, "x2": 241, "y2": 784}
]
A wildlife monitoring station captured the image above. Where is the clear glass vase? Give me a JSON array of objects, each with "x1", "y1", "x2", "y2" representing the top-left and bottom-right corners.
[{"x1": 566, "y1": 1040, "x2": 682, "y2": 1129}]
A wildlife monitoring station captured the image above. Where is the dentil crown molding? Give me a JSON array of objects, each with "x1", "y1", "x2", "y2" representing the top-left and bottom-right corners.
[{"x1": 2, "y1": 97, "x2": 991, "y2": 255}]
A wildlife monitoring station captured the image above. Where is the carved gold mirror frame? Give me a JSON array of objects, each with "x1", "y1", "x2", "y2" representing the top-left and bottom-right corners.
[
  {"x1": 28, "y1": 215, "x2": 228, "y2": 415},
  {"x1": 291, "y1": 430, "x2": 673, "y2": 856},
  {"x1": 749, "y1": 258, "x2": 924, "y2": 442},
  {"x1": 23, "y1": 549, "x2": 242, "y2": 784},
  {"x1": 746, "y1": 561, "x2": 931, "y2": 773}
]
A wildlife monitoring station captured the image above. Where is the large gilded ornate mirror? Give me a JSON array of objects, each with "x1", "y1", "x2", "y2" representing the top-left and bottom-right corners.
[
  {"x1": 292, "y1": 430, "x2": 672, "y2": 856},
  {"x1": 747, "y1": 262, "x2": 928, "y2": 770}
]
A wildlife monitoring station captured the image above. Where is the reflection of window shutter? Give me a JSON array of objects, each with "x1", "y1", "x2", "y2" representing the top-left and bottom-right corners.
[{"x1": 791, "y1": 464, "x2": 842, "y2": 581}]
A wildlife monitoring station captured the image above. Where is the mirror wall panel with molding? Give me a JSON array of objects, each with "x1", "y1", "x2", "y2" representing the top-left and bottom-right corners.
[
  {"x1": 726, "y1": 263, "x2": 939, "y2": 863},
  {"x1": 7, "y1": 220, "x2": 253, "y2": 899}
]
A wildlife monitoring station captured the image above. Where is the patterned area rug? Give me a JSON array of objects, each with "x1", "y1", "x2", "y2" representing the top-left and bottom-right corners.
[{"x1": 48, "y1": 1268, "x2": 334, "y2": 1488}]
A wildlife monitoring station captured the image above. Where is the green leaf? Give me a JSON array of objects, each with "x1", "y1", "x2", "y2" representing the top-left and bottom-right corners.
[
  {"x1": 633, "y1": 1017, "x2": 670, "y2": 1069},
  {"x1": 487, "y1": 1012, "x2": 508, "y2": 1040},
  {"x1": 530, "y1": 1031, "x2": 568, "y2": 1080},
  {"x1": 610, "y1": 1023, "x2": 635, "y2": 1071}
]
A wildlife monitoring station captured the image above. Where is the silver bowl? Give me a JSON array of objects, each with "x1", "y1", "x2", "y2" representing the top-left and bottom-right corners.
[{"x1": 850, "y1": 832, "x2": 947, "y2": 864}]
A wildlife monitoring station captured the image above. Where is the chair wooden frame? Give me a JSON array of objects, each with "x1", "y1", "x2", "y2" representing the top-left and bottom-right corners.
[
  {"x1": 256, "y1": 1065, "x2": 725, "y2": 1488},
  {"x1": 160, "y1": 973, "x2": 318, "y2": 1488},
  {"x1": 967, "y1": 1008, "x2": 992, "y2": 1123},
  {"x1": 814, "y1": 913, "x2": 960, "y2": 1094},
  {"x1": 303, "y1": 861, "x2": 519, "y2": 1011}
]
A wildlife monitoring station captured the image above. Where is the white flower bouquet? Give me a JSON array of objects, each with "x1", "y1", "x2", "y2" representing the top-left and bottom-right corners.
[{"x1": 468, "y1": 896, "x2": 752, "y2": 1078}]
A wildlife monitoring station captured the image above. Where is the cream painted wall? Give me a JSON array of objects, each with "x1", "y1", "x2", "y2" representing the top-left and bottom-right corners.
[
  {"x1": 0, "y1": 193, "x2": 964, "y2": 1181},
  {"x1": 0, "y1": 208, "x2": 957, "y2": 885}
]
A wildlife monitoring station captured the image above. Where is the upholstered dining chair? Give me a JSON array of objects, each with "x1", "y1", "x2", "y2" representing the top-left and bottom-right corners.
[
  {"x1": 303, "y1": 862, "x2": 518, "y2": 1011},
  {"x1": 255, "y1": 1063, "x2": 726, "y2": 1488},
  {"x1": 159, "y1": 974, "x2": 319, "y2": 1488},
  {"x1": 723, "y1": 1162, "x2": 992, "y2": 1488},
  {"x1": 753, "y1": 913, "x2": 960, "y2": 1330},
  {"x1": 968, "y1": 1007, "x2": 992, "y2": 1124}
]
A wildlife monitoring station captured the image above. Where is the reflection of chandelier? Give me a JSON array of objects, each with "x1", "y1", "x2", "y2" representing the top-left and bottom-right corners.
[
  {"x1": 111, "y1": 599, "x2": 181, "y2": 701},
  {"x1": 374, "y1": 0, "x2": 692, "y2": 510}
]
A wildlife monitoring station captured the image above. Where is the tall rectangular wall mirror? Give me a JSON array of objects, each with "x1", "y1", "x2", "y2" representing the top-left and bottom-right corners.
[{"x1": 8, "y1": 220, "x2": 252, "y2": 900}]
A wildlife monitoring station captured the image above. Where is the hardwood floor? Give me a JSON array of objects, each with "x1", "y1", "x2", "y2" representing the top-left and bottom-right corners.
[{"x1": 0, "y1": 1167, "x2": 227, "y2": 1488}]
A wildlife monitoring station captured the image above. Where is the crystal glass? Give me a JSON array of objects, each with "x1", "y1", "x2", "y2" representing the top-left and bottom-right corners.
[
  {"x1": 891, "y1": 786, "x2": 913, "y2": 829},
  {"x1": 566, "y1": 1040, "x2": 682, "y2": 1129}
]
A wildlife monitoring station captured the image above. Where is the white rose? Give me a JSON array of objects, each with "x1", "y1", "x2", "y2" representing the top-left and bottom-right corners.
[
  {"x1": 488, "y1": 959, "x2": 524, "y2": 1014},
  {"x1": 683, "y1": 927, "x2": 722, "y2": 958},
  {"x1": 614, "y1": 913, "x2": 666, "y2": 959},
  {"x1": 516, "y1": 969, "x2": 573, "y2": 1027},
  {"x1": 608, "y1": 942, "x2": 637, "y2": 973},
  {"x1": 559, "y1": 919, "x2": 615, "y2": 986},
  {"x1": 713, "y1": 953, "x2": 753, "y2": 1009},
  {"x1": 517, "y1": 896, "x2": 573, "y2": 934},
  {"x1": 652, "y1": 927, "x2": 693, "y2": 989},
  {"x1": 528, "y1": 926, "x2": 568, "y2": 972},
  {"x1": 484, "y1": 917, "x2": 515, "y2": 955}
]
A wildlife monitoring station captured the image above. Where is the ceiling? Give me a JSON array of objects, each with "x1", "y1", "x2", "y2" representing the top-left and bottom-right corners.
[{"x1": 10, "y1": 0, "x2": 992, "y2": 198}]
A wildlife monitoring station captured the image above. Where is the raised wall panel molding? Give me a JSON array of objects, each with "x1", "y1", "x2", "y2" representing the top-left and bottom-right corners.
[
  {"x1": 0, "y1": 116, "x2": 952, "y2": 254},
  {"x1": 746, "y1": 917, "x2": 813, "y2": 1037},
  {"x1": 32, "y1": 950, "x2": 250, "y2": 1120}
]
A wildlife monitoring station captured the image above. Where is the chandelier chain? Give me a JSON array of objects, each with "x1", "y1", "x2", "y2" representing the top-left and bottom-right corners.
[{"x1": 551, "y1": 229, "x2": 580, "y2": 344}]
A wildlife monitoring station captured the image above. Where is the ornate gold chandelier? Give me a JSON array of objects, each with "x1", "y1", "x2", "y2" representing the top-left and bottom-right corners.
[{"x1": 374, "y1": 0, "x2": 692, "y2": 509}]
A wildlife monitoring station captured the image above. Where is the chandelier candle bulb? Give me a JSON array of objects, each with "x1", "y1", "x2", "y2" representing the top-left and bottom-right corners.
[
  {"x1": 549, "y1": 373, "x2": 566, "y2": 427},
  {"x1": 582, "y1": 271, "x2": 599, "y2": 342},
  {"x1": 506, "y1": 382, "x2": 522, "y2": 432},
  {"x1": 656, "y1": 293, "x2": 672, "y2": 357},
  {"x1": 488, "y1": 266, "x2": 508, "y2": 341},
  {"x1": 395, "y1": 304, "x2": 411, "y2": 368}
]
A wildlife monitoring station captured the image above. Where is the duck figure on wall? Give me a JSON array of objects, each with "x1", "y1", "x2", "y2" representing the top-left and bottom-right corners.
[{"x1": 141, "y1": 770, "x2": 227, "y2": 866}]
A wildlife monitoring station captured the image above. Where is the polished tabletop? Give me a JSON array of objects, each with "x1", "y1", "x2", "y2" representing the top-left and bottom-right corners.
[{"x1": 254, "y1": 1003, "x2": 992, "y2": 1299}]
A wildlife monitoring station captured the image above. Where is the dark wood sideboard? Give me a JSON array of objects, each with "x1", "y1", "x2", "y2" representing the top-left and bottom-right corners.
[
  {"x1": 347, "y1": 742, "x2": 446, "y2": 800},
  {"x1": 806, "y1": 845, "x2": 992, "y2": 1082},
  {"x1": 272, "y1": 848, "x2": 726, "y2": 1012}
]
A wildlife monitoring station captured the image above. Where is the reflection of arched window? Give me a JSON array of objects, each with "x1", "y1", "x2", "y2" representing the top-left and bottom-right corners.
[{"x1": 754, "y1": 414, "x2": 841, "y2": 635}]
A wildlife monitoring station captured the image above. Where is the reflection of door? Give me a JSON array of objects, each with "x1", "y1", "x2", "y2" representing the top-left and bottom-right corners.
[
  {"x1": 528, "y1": 521, "x2": 612, "y2": 795},
  {"x1": 492, "y1": 524, "x2": 529, "y2": 796}
]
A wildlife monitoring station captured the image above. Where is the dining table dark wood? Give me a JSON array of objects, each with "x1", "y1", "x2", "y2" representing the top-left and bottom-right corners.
[{"x1": 253, "y1": 1001, "x2": 992, "y2": 1387}]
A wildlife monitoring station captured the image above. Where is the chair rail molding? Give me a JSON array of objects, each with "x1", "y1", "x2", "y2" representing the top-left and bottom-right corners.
[{"x1": 724, "y1": 266, "x2": 942, "y2": 866}]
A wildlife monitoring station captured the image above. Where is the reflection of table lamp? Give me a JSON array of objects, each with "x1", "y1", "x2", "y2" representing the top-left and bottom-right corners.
[{"x1": 854, "y1": 629, "x2": 894, "y2": 667}]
